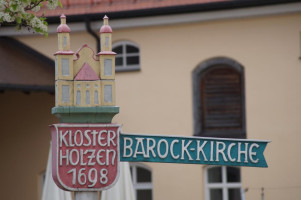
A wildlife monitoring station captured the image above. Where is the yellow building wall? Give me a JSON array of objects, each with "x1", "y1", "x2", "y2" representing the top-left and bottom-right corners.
[
  {"x1": 15, "y1": 12, "x2": 301, "y2": 200},
  {"x1": 99, "y1": 55, "x2": 115, "y2": 80},
  {"x1": 74, "y1": 80, "x2": 101, "y2": 107},
  {"x1": 73, "y1": 45, "x2": 100, "y2": 77},
  {"x1": 101, "y1": 80, "x2": 116, "y2": 106},
  {"x1": 0, "y1": 91, "x2": 57, "y2": 200},
  {"x1": 101, "y1": 33, "x2": 112, "y2": 52},
  {"x1": 56, "y1": 80, "x2": 74, "y2": 106},
  {"x1": 58, "y1": 33, "x2": 70, "y2": 51},
  {"x1": 56, "y1": 55, "x2": 74, "y2": 80}
]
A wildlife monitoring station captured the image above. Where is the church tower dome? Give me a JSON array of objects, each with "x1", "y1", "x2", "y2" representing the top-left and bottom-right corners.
[
  {"x1": 99, "y1": 15, "x2": 112, "y2": 33},
  {"x1": 57, "y1": 14, "x2": 71, "y2": 33}
]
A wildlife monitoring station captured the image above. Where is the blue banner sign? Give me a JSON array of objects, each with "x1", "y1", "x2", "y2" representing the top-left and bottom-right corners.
[{"x1": 120, "y1": 133, "x2": 269, "y2": 167}]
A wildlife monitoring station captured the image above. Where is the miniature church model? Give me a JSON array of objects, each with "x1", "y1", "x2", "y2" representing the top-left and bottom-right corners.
[{"x1": 55, "y1": 14, "x2": 116, "y2": 107}]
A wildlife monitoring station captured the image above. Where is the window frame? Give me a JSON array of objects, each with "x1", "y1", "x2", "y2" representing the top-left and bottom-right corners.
[
  {"x1": 204, "y1": 166, "x2": 243, "y2": 200},
  {"x1": 130, "y1": 163, "x2": 153, "y2": 200},
  {"x1": 113, "y1": 41, "x2": 141, "y2": 72},
  {"x1": 192, "y1": 57, "x2": 246, "y2": 138}
]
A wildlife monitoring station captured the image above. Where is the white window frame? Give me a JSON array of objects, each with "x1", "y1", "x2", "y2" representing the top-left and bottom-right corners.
[
  {"x1": 205, "y1": 166, "x2": 243, "y2": 200},
  {"x1": 130, "y1": 163, "x2": 153, "y2": 200},
  {"x1": 113, "y1": 41, "x2": 140, "y2": 72}
]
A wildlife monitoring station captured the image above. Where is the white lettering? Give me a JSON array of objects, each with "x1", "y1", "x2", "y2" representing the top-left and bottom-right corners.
[
  {"x1": 98, "y1": 130, "x2": 107, "y2": 146},
  {"x1": 80, "y1": 149, "x2": 87, "y2": 165},
  {"x1": 108, "y1": 130, "x2": 116, "y2": 146},
  {"x1": 181, "y1": 140, "x2": 193, "y2": 160},
  {"x1": 60, "y1": 149, "x2": 69, "y2": 166},
  {"x1": 146, "y1": 138, "x2": 156, "y2": 158},
  {"x1": 69, "y1": 149, "x2": 79, "y2": 165},
  {"x1": 107, "y1": 150, "x2": 116, "y2": 165},
  {"x1": 210, "y1": 141, "x2": 214, "y2": 161},
  {"x1": 170, "y1": 140, "x2": 180, "y2": 159},
  {"x1": 83, "y1": 130, "x2": 92, "y2": 146},
  {"x1": 91, "y1": 130, "x2": 98, "y2": 146},
  {"x1": 69, "y1": 131, "x2": 75, "y2": 147},
  {"x1": 60, "y1": 130, "x2": 69, "y2": 147},
  {"x1": 87, "y1": 149, "x2": 96, "y2": 166},
  {"x1": 96, "y1": 149, "x2": 105, "y2": 165},
  {"x1": 134, "y1": 138, "x2": 146, "y2": 158},
  {"x1": 157, "y1": 139, "x2": 168, "y2": 158},
  {"x1": 227, "y1": 143, "x2": 236, "y2": 162},
  {"x1": 196, "y1": 141, "x2": 208, "y2": 161},
  {"x1": 74, "y1": 130, "x2": 83, "y2": 146},
  {"x1": 123, "y1": 137, "x2": 133, "y2": 158},
  {"x1": 237, "y1": 142, "x2": 249, "y2": 163},
  {"x1": 249, "y1": 143, "x2": 259, "y2": 163},
  {"x1": 216, "y1": 142, "x2": 227, "y2": 162}
]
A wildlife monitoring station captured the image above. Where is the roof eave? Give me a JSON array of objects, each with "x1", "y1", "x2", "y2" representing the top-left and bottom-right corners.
[{"x1": 46, "y1": 0, "x2": 301, "y2": 24}]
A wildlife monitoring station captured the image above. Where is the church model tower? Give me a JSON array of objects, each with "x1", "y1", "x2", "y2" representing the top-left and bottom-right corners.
[{"x1": 55, "y1": 14, "x2": 116, "y2": 107}]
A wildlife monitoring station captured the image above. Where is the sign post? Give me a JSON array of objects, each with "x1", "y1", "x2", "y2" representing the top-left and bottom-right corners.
[
  {"x1": 50, "y1": 14, "x2": 269, "y2": 200},
  {"x1": 51, "y1": 15, "x2": 119, "y2": 200}
]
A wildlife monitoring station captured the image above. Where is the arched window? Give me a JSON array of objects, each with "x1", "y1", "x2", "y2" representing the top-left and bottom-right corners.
[
  {"x1": 130, "y1": 163, "x2": 153, "y2": 200},
  {"x1": 113, "y1": 41, "x2": 140, "y2": 72},
  {"x1": 205, "y1": 166, "x2": 242, "y2": 200},
  {"x1": 193, "y1": 57, "x2": 246, "y2": 138}
]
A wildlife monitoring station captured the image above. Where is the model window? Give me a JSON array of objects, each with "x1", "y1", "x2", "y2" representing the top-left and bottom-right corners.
[
  {"x1": 61, "y1": 58, "x2": 69, "y2": 76},
  {"x1": 86, "y1": 90, "x2": 90, "y2": 105},
  {"x1": 94, "y1": 90, "x2": 99, "y2": 105},
  {"x1": 193, "y1": 57, "x2": 246, "y2": 138},
  {"x1": 205, "y1": 166, "x2": 242, "y2": 200},
  {"x1": 104, "y1": 59, "x2": 113, "y2": 76},
  {"x1": 105, "y1": 37, "x2": 109, "y2": 46},
  {"x1": 113, "y1": 41, "x2": 140, "y2": 71},
  {"x1": 130, "y1": 163, "x2": 153, "y2": 200},
  {"x1": 63, "y1": 36, "x2": 67, "y2": 47},
  {"x1": 76, "y1": 90, "x2": 81, "y2": 105},
  {"x1": 104, "y1": 85, "x2": 112, "y2": 103},
  {"x1": 61, "y1": 85, "x2": 70, "y2": 103}
]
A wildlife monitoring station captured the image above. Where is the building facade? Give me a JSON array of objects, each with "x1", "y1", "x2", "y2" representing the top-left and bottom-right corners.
[{"x1": 1, "y1": 1, "x2": 301, "y2": 200}]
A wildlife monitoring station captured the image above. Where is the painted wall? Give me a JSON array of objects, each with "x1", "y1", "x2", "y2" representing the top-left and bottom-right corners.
[
  {"x1": 14, "y1": 12, "x2": 301, "y2": 200},
  {"x1": 0, "y1": 91, "x2": 57, "y2": 200}
]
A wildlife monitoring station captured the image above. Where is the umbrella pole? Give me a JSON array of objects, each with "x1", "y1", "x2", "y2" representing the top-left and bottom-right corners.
[{"x1": 75, "y1": 192, "x2": 98, "y2": 200}]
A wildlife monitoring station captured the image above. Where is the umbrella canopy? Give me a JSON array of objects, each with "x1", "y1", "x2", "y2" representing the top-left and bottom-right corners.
[
  {"x1": 42, "y1": 145, "x2": 72, "y2": 200},
  {"x1": 101, "y1": 162, "x2": 136, "y2": 200}
]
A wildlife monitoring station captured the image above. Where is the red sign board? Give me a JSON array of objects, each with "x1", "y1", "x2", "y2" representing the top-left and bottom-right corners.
[{"x1": 50, "y1": 124, "x2": 121, "y2": 191}]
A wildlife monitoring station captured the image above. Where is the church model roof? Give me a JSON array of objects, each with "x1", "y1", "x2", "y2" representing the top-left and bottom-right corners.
[{"x1": 74, "y1": 62, "x2": 100, "y2": 81}]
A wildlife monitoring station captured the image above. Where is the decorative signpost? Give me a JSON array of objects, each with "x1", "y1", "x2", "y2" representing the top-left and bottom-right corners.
[
  {"x1": 50, "y1": 14, "x2": 269, "y2": 199},
  {"x1": 51, "y1": 124, "x2": 121, "y2": 191},
  {"x1": 120, "y1": 133, "x2": 268, "y2": 167}
]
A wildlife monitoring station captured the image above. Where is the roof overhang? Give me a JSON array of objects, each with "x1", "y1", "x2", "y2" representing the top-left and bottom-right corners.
[
  {"x1": 1, "y1": 1, "x2": 301, "y2": 36},
  {"x1": 0, "y1": 37, "x2": 54, "y2": 93}
]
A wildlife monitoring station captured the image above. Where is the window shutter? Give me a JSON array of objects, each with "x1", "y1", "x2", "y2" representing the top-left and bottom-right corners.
[{"x1": 201, "y1": 66, "x2": 243, "y2": 135}]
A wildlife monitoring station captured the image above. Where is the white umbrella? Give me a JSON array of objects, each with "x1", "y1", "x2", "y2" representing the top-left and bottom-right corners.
[
  {"x1": 101, "y1": 162, "x2": 136, "y2": 200},
  {"x1": 41, "y1": 145, "x2": 72, "y2": 200}
]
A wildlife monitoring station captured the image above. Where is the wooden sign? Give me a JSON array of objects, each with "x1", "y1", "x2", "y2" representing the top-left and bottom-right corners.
[
  {"x1": 120, "y1": 133, "x2": 269, "y2": 168},
  {"x1": 50, "y1": 124, "x2": 121, "y2": 191}
]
